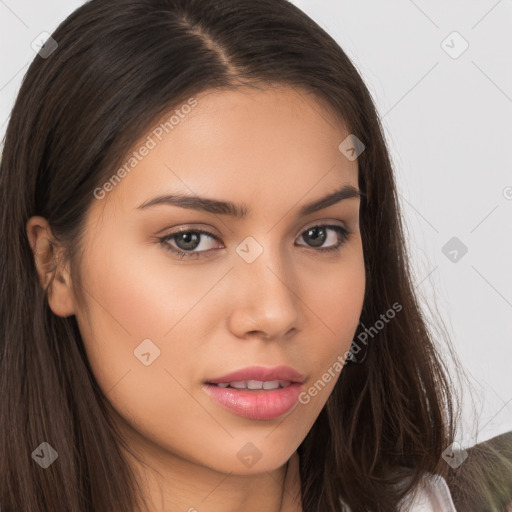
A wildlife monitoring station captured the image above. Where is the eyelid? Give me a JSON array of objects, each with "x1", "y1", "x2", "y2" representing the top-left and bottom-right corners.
[
  {"x1": 297, "y1": 218, "x2": 349, "y2": 236},
  {"x1": 157, "y1": 223, "x2": 221, "y2": 238}
]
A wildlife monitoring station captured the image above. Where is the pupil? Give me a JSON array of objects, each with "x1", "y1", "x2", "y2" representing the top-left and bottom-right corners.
[{"x1": 305, "y1": 227, "x2": 326, "y2": 247}]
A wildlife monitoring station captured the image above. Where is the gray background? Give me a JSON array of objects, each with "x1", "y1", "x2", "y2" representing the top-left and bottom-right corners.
[{"x1": 1, "y1": 0, "x2": 511, "y2": 448}]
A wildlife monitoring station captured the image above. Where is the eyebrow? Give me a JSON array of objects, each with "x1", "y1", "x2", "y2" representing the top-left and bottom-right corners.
[{"x1": 136, "y1": 184, "x2": 363, "y2": 218}]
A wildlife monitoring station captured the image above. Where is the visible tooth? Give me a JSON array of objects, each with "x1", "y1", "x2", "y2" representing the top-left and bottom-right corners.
[
  {"x1": 222, "y1": 380, "x2": 290, "y2": 390},
  {"x1": 247, "y1": 380, "x2": 264, "y2": 390},
  {"x1": 230, "y1": 381, "x2": 248, "y2": 389}
]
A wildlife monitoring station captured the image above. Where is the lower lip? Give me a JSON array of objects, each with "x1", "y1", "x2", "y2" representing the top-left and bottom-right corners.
[{"x1": 202, "y1": 382, "x2": 303, "y2": 420}]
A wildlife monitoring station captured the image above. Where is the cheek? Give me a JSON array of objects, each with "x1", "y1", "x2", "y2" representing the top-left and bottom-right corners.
[
  {"x1": 307, "y1": 248, "x2": 365, "y2": 351},
  {"x1": 79, "y1": 232, "x2": 226, "y2": 342},
  {"x1": 74, "y1": 235, "x2": 218, "y2": 400},
  {"x1": 299, "y1": 246, "x2": 365, "y2": 396},
  {"x1": 74, "y1": 244, "x2": 217, "y2": 460}
]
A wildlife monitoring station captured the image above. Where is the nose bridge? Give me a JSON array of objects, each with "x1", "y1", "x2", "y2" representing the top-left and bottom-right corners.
[
  {"x1": 237, "y1": 233, "x2": 292, "y2": 291},
  {"x1": 229, "y1": 235, "x2": 301, "y2": 338}
]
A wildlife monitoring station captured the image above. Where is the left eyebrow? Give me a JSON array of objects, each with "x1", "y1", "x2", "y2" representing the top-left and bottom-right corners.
[
  {"x1": 298, "y1": 184, "x2": 363, "y2": 216},
  {"x1": 136, "y1": 184, "x2": 363, "y2": 218}
]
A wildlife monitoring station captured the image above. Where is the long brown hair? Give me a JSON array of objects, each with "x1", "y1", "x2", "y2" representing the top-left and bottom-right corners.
[{"x1": 0, "y1": 0, "x2": 465, "y2": 510}]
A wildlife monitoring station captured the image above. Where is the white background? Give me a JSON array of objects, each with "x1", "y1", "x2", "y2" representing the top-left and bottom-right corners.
[{"x1": 1, "y1": 0, "x2": 511, "y2": 447}]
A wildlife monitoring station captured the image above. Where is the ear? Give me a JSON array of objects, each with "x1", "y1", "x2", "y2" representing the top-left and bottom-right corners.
[{"x1": 26, "y1": 216, "x2": 76, "y2": 317}]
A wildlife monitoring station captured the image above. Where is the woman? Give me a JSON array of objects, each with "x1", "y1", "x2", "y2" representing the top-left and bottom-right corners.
[{"x1": 0, "y1": 0, "x2": 498, "y2": 510}]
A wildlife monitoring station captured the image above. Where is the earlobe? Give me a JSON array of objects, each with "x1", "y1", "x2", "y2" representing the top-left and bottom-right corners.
[
  {"x1": 26, "y1": 216, "x2": 76, "y2": 318},
  {"x1": 47, "y1": 263, "x2": 76, "y2": 318}
]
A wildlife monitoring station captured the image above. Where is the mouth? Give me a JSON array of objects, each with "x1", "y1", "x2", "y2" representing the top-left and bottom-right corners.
[
  {"x1": 201, "y1": 366, "x2": 305, "y2": 420},
  {"x1": 205, "y1": 379, "x2": 293, "y2": 390},
  {"x1": 204, "y1": 364, "x2": 305, "y2": 387}
]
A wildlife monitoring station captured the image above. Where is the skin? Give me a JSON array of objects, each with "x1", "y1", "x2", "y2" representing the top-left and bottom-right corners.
[{"x1": 26, "y1": 85, "x2": 366, "y2": 512}]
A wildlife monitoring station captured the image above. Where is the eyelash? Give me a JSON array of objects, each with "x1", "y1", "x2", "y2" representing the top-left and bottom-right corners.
[{"x1": 158, "y1": 224, "x2": 351, "y2": 260}]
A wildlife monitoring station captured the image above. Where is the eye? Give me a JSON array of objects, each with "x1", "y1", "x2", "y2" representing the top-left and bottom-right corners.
[
  {"x1": 158, "y1": 224, "x2": 351, "y2": 260},
  {"x1": 159, "y1": 228, "x2": 221, "y2": 259},
  {"x1": 295, "y1": 224, "x2": 350, "y2": 253}
]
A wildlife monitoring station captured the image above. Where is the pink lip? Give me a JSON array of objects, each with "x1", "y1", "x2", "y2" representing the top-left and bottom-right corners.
[
  {"x1": 202, "y1": 382, "x2": 303, "y2": 420},
  {"x1": 205, "y1": 365, "x2": 305, "y2": 384},
  {"x1": 202, "y1": 365, "x2": 305, "y2": 420}
]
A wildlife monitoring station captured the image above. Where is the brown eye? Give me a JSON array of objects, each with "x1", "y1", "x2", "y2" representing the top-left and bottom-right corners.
[
  {"x1": 296, "y1": 225, "x2": 350, "y2": 251},
  {"x1": 173, "y1": 231, "x2": 201, "y2": 251},
  {"x1": 159, "y1": 229, "x2": 221, "y2": 259}
]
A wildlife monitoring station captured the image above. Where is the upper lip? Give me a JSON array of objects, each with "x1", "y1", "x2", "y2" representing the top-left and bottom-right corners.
[{"x1": 205, "y1": 365, "x2": 305, "y2": 384}]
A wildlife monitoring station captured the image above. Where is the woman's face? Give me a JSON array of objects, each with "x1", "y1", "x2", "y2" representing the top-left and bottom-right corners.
[{"x1": 68, "y1": 86, "x2": 365, "y2": 475}]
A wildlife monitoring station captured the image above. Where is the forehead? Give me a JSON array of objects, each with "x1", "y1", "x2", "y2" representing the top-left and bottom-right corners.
[{"x1": 90, "y1": 85, "x2": 358, "y2": 219}]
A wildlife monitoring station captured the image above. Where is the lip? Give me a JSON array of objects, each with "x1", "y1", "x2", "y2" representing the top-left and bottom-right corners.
[
  {"x1": 202, "y1": 382, "x2": 304, "y2": 420},
  {"x1": 205, "y1": 365, "x2": 305, "y2": 384},
  {"x1": 202, "y1": 365, "x2": 305, "y2": 420}
]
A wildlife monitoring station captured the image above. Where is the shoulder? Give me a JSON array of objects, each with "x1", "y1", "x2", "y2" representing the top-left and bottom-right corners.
[{"x1": 398, "y1": 473, "x2": 457, "y2": 512}]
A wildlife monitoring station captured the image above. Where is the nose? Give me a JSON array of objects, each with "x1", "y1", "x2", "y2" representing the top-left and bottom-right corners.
[{"x1": 226, "y1": 243, "x2": 302, "y2": 341}]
